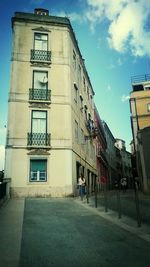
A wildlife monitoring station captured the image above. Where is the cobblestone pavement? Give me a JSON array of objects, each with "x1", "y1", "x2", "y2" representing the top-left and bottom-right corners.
[{"x1": 1, "y1": 197, "x2": 150, "y2": 267}]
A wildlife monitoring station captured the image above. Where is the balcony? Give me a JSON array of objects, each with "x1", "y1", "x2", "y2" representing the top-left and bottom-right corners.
[
  {"x1": 27, "y1": 133, "x2": 51, "y2": 147},
  {"x1": 131, "y1": 74, "x2": 150, "y2": 84},
  {"x1": 29, "y1": 88, "x2": 51, "y2": 102},
  {"x1": 30, "y1": 49, "x2": 51, "y2": 63},
  {"x1": 97, "y1": 148, "x2": 108, "y2": 164}
]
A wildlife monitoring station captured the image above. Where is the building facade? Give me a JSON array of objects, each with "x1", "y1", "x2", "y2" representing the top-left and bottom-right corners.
[
  {"x1": 130, "y1": 74, "x2": 150, "y2": 193},
  {"x1": 102, "y1": 121, "x2": 117, "y2": 188},
  {"x1": 115, "y1": 139, "x2": 133, "y2": 188},
  {"x1": 94, "y1": 107, "x2": 108, "y2": 190},
  {"x1": 4, "y1": 9, "x2": 97, "y2": 197}
]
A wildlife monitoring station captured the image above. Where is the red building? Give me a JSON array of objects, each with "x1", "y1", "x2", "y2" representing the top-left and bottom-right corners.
[{"x1": 94, "y1": 107, "x2": 108, "y2": 187}]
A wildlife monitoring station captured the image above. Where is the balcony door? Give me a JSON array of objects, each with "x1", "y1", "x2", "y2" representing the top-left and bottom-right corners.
[
  {"x1": 34, "y1": 33, "x2": 48, "y2": 51},
  {"x1": 32, "y1": 71, "x2": 48, "y2": 100},
  {"x1": 32, "y1": 111, "x2": 47, "y2": 134},
  {"x1": 33, "y1": 71, "x2": 48, "y2": 90}
]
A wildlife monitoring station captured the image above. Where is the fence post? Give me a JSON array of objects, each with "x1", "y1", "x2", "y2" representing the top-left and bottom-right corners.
[
  {"x1": 116, "y1": 187, "x2": 122, "y2": 219},
  {"x1": 95, "y1": 181, "x2": 98, "y2": 208},
  {"x1": 104, "y1": 183, "x2": 108, "y2": 212},
  {"x1": 134, "y1": 179, "x2": 141, "y2": 227}
]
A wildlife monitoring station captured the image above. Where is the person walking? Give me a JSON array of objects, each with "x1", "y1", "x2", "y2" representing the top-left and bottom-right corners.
[
  {"x1": 78, "y1": 174, "x2": 86, "y2": 200},
  {"x1": 120, "y1": 177, "x2": 127, "y2": 192}
]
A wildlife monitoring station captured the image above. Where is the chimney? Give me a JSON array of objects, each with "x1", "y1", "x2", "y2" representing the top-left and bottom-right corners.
[{"x1": 34, "y1": 8, "x2": 49, "y2": 16}]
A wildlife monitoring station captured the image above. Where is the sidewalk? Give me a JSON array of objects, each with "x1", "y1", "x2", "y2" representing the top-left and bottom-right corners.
[
  {"x1": 75, "y1": 194, "x2": 150, "y2": 243},
  {"x1": 0, "y1": 199, "x2": 25, "y2": 267}
]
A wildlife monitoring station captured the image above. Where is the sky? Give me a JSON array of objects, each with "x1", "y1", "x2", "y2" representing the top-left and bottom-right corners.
[{"x1": 0, "y1": 0, "x2": 150, "y2": 170}]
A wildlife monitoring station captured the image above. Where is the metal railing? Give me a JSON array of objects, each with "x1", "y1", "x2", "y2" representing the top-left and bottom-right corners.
[
  {"x1": 29, "y1": 88, "x2": 51, "y2": 101},
  {"x1": 97, "y1": 148, "x2": 108, "y2": 164},
  {"x1": 27, "y1": 133, "x2": 51, "y2": 146},
  {"x1": 131, "y1": 74, "x2": 150, "y2": 84},
  {"x1": 30, "y1": 49, "x2": 51, "y2": 62}
]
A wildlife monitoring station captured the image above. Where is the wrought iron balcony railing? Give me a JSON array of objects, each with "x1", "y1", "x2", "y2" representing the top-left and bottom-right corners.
[
  {"x1": 29, "y1": 88, "x2": 51, "y2": 101},
  {"x1": 30, "y1": 49, "x2": 51, "y2": 63},
  {"x1": 97, "y1": 148, "x2": 108, "y2": 164},
  {"x1": 27, "y1": 133, "x2": 51, "y2": 146},
  {"x1": 131, "y1": 74, "x2": 150, "y2": 84}
]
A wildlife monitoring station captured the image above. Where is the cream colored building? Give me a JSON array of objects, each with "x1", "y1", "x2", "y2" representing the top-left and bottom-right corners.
[
  {"x1": 4, "y1": 9, "x2": 97, "y2": 197},
  {"x1": 130, "y1": 74, "x2": 150, "y2": 193}
]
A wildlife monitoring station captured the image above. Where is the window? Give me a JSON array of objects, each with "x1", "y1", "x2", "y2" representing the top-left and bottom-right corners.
[
  {"x1": 30, "y1": 159, "x2": 47, "y2": 181},
  {"x1": 81, "y1": 128, "x2": 85, "y2": 144},
  {"x1": 87, "y1": 86, "x2": 90, "y2": 99},
  {"x1": 32, "y1": 111, "x2": 47, "y2": 134},
  {"x1": 84, "y1": 105, "x2": 88, "y2": 121},
  {"x1": 34, "y1": 33, "x2": 48, "y2": 50},
  {"x1": 144, "y1": 86, "x2": 150, "y2": 90},
  {"x1": 78, "y1": 64, "x2": 81, "y2": 84},
  {"x1": 74, "y1": 83, "x2": 78, "y2": 103},
  {"x1": 73, "y1": 50, "x2": 76, "y2": 69},
  {"x1": 83, "y1": 77, "x2": 86, "y2": 91},
  {"x1": 28, "y1": 111, "x2": 50, "y2": 146},
  {"x1": 75, "y1": 120, "x2": 78, "y2": 140},
  {"x1": 33, "y1": 71, "x2": 48, "y2": 89},
  {"x1": 80, "y1": 95, "x2": 83, "y2": 111},
  {"x1": 147, "y1": 103, "x2": 150, "y2": 112}
]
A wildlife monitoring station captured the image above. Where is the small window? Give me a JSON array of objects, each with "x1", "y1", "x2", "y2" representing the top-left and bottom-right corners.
[
  {"x1": 33, "y1": 71, "x2": 48, "y2": 89},
  {"x1": 84, "y1": 105, "x2": 88, "y2": 121},
  {"x1": 74, "y1": 84, "x2": 78, "y2": 103},
  {"x1": 147, "y1": 103, "x2": 150, "y2": 112},
  {"x1": 75, "y1": 120, "x2": 78, "y2": 140},
  {"x1": 83, "y1": 77, "x2": 86, "y2": 91},
  {"x1": 30, "y1": 159, "x2": 47, "y2": 182},
  {"x1": 32, "y1": 111, "x2": 47, "y2": 133},
  {"x1": 34, "y1": 33, "x2": 48, "y2": 50},
  {"x1": 78, "y1": 65, "x2": 81, "y2": 84},
  {"x1": 73, "y1": 50, "x2": 76, "y2": 69},
  {"x1": 81, "y1": 128, "x2": 85, "y2": 144},
  {"x1": 80, "y1": 95, "x2": 83, "y2": 111}
]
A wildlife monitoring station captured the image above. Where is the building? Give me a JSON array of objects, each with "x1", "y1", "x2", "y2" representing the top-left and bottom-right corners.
[
  {"x1": 102, "y1": 121, "x2": 116, "y2": 188},
  {"x1": 94, "y1": 107, "x2": 108, "y2": 190},
  {"x1": 130, "y1": 74, "x2": 150, "y2": 193},
  {"x1": 115, "y1": 139, "x2": 133, "y2": 188},
  {"x1": 4, "y1": 9, "x2": 97, "y2": 197}
]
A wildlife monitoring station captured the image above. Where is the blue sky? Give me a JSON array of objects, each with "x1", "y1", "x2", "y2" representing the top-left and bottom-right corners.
[{"x1": 0, "y1": 0, "x2": 150, "y2": 169}]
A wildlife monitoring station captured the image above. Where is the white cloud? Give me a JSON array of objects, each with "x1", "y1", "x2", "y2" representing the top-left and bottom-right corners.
[
  {"x1": 121, "y1": 94, "x2": 130, "y2": 102},
  {"x1": 86, "y1": 0, "x2": 150, "y2": 57},
  {"x1": 0, "y1": 145, "x2": 5, "y2": 171}
]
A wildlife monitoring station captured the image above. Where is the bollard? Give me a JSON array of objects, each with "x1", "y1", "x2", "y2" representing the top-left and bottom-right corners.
[
  {"x1": 116, "y1": 188, "x2": 122, "y2": 219},
  {"x1": 134, "y1": 182, "x2": 142, "y2": 227},
  {"x1": 86, "y1": 183, "x2": 89, "y2": 203},
  {"x1": 95, "y1": 183, "x2": 98, "y2": 208},
  {"x1": 104, "y1": 184, "x2": 108, "y2": 212}
]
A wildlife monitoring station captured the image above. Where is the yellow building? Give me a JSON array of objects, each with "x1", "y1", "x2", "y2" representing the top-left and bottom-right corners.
[
  {"x1": 130, "y1": 74, "x2": 150, "y2": 193},
  {"x1": 4, "y1": 9, "x2": 97, "y2": 197}
]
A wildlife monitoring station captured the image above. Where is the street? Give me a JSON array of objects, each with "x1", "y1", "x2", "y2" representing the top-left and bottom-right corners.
[{"x1": 0, "y1": 197, "x2": 150, "y2": 267}]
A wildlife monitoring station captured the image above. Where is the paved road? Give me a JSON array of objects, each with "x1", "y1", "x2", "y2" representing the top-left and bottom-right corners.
[{"x1": 1, "y1": 198, "x2": 150, "y2": 267}]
